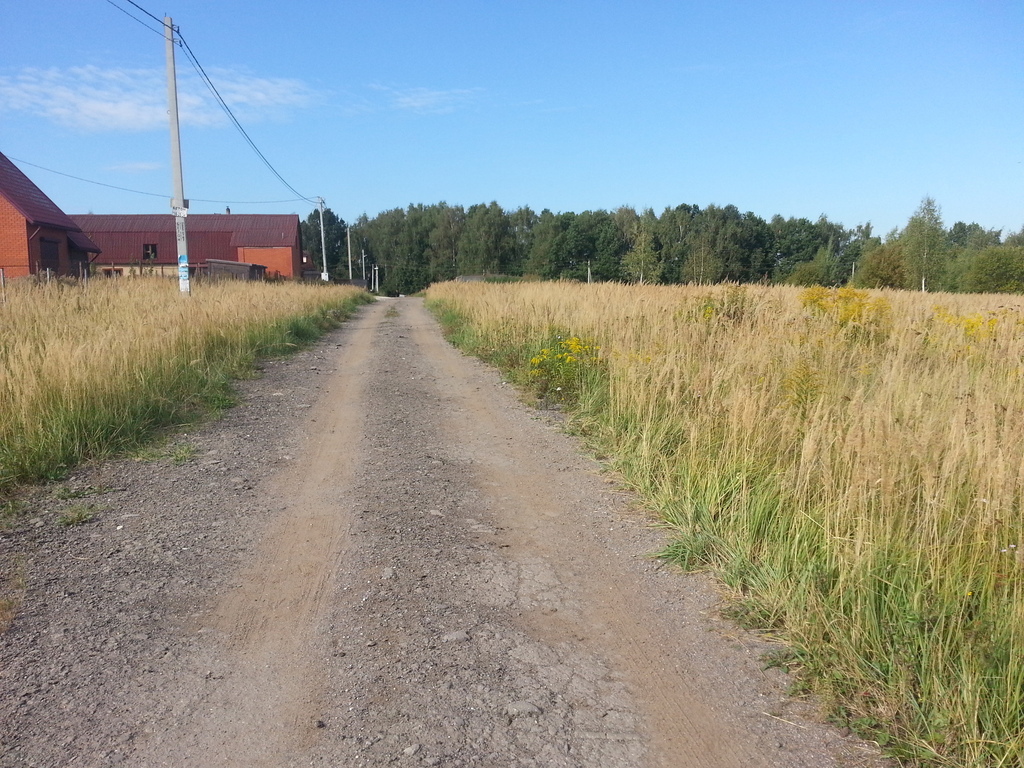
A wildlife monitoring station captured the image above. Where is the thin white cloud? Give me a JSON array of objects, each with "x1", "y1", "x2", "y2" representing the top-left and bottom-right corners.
[
  {"x1": 370, "y1": 84, "x2": 483, "y2": 115},
  {"x1": 198, "y1": 67, "x2": 314, "y2": 116},
  {"x1": 0, "y1": 65, "x2": 314, "y2": 132}
]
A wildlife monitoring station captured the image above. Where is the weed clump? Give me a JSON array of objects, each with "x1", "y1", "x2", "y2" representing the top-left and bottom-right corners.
[
  {"x1": 529, "y1": 336, "x2": 603, "y2": 404},
  {"x1": 57, "y1": 503, "x2": 95, "y2": 527}
]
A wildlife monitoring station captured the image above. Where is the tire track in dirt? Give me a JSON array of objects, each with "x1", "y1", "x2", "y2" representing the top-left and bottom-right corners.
[{"x1": 131, "y1": 302, "x2": 382, "y2": 767}]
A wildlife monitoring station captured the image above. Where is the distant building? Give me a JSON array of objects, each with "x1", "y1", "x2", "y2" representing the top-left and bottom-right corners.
[
  {"x1": 0, "y1": 150, "x2": 102, "y2": 279},
  {"x1": 72, "y1": 213, "x2": 305, "y2": 279},
  {"x1": 204, "y1": 259, "x2": 267, "y2": 281}
]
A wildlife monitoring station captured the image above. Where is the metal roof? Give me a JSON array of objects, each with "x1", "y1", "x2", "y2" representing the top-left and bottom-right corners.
[
  {"x1": 67, "y1": 229, "x2": 102, "y2": 254},
  {"x1": 71, "y1": 214, "x2": 301, "y2": 248},
  {"x1": 70, "y1": 213, "x2": 300, "y2": 266},
  {"x1": 0, "y1": 150, "x2": 95, "y2": 235}
]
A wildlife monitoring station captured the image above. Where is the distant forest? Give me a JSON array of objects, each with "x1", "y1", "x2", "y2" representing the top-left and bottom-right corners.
[{"x1": 300, "y1": 197, "x2": 1024, "y2": 295}]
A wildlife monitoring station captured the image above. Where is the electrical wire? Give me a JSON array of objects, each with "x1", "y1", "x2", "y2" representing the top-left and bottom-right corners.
[
  {"x1": 10, "y1": 156, "x2": 165, "y2": 198},
  {"x1": 119, "y1": 0, "x2": 163, "y2": 26},
  {"x1": 6, "y1": 156, "x2": 311, "y2": 206},
  {"x1": 102, "y1": 0, "x2": 321, "y2": 206},
  {"x1": 102, "y1": 0, "x2": 164, "y2": 36},
  {"x1": 176, "y1": 32, "x2": 318, "y2": 205}
]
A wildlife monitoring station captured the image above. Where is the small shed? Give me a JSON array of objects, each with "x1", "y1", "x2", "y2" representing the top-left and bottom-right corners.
[{"x1": 201, "y1": 259, "x2": 267, "y2": 281}]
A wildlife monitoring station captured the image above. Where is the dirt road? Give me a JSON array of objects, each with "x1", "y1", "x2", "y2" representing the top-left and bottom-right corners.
[{"x1": 0, "y1": 298, "x2": 886, "y2": 767}]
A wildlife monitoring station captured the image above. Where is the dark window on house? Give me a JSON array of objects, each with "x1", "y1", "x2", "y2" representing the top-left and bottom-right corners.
[
  {"x1": 39, "y1": 238, "x2": 60, "y2": 272},
  {"x1": 143, "y1": 243, "x2": 158, "y2": 260}
]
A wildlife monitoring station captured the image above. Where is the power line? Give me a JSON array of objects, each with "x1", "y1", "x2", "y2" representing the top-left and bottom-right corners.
[
  {"x1": 176, "y1": 32, "x2": 318, "y2": 205},
  {"x1": 102, "y1": 0, "x2": 163, "y2": 36},
  {"x1": 6, "y1": 156, "x2": 311, "y2": 206},
  {"x1": 11, "y1": 156, "x2": 165, "y2": 198},
  {"x1": 120, "y1": 0, "x2": 163, "y2": 25},
  {"x1": 103, "y1": 0, "x2": 319, "y2": 206}
]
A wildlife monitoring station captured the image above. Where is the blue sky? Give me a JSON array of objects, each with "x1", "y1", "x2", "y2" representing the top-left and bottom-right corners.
[{"x1": 1, "y1": 1, "x2": 1022, "y2": 236}]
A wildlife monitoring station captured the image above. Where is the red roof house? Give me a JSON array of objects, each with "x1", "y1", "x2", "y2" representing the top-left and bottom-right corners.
[
  {"x1": 0, "y1": 151, "x2": 101, "y2": 279},
  {"x1": 71, "y1": 213, "x2": 305, "y2": 279}
]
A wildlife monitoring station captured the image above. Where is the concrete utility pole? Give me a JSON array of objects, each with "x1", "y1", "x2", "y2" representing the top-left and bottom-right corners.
[
  {"x1": 165, "y1": 17, "x2": 190, "y2": 295},
  {"x1": 317, "y1": 197, "x2": 329, "y2": 281},
  {"x1": 346, "y1": 224, "x2": 353, "y2": 281}
]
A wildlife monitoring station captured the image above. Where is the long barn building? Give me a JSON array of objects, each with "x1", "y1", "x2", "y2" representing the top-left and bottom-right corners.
[{"x1": 71, "y1": 213, "x2": 308, "y2": 279}]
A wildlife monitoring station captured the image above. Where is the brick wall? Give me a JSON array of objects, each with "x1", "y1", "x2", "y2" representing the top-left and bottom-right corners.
[
  {"x1": 237, "y1": 246, "x2": 300, "y2": 278},
  {"x1": 0, "y1": 194, "x2": 31, "y2": 278}
]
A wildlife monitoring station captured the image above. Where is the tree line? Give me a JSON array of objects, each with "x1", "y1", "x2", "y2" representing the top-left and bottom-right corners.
[{"x1": 300, "y1": 198, "x2": 1024, "y2": 295}]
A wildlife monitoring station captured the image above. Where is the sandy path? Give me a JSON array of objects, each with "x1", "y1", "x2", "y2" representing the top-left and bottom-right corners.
[{"x1": 1, "y1": 297, "x2": 887, "y2": 768}]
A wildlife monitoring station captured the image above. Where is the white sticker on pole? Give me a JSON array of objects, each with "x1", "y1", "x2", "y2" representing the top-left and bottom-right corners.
[{"x1": 178, "y1": 253, "x2": 190, "y2": 292}]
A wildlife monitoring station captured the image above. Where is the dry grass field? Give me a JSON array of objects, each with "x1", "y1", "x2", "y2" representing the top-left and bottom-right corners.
[
  {"x1": 0, "y1": 278, "x2": 369, "y2": 493},
  {"x1": 427, "y1": 280, "x2": 1024, "y2": 767}
]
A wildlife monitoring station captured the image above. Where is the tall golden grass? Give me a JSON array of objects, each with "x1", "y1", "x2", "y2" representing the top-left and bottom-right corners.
[
  {"x1": 0, "y1": 278, "x2": 369, "y2": 491},
  {"x1": 427, "y1": 280, "x2": 1024, "y2": 767}
]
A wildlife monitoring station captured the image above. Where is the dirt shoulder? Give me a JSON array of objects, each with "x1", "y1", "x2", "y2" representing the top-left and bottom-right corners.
[{"x1": 0, "y1": 298, "x2": 891, "y2": 767}]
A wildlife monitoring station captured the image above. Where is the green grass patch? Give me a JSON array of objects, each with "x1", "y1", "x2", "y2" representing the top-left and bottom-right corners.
[
  {"x1": 57, "y1": 503, "x2": 96, "y2": 527},
  {"x1": 54, "y1": 484, "x2": 111, "y2": 500}
]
